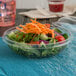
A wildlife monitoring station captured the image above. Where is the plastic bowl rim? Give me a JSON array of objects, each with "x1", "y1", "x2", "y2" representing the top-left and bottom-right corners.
[{"x1": 2, "y1": 25, "x2": 72, "y2": 47}]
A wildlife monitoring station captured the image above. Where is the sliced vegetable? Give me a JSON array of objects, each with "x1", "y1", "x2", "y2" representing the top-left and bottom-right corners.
[
  {"x1": 7, "y1": 31, "x2": 17, "y2": 41},
  {"x1": 49, "y1": 38, "x2": 57, "y2": 43},
  {"x1": 29, "y1": 41, "x2": 39, "y2": 44},
  {"x1": 40, "y1": 34, "x2": 48, "y2": 40},
  {"x1": 63, "y1": 33, "x2": 68, "y2": 39},
  {"x1": 40, "y1": 42, "x2": 46, "y2": 48},
  {"x1": 39, "y1": 40, "x2": 49, "y2": 44},
  {"x1": 55, "y1": 35, "x2": 65, "y2": 42},
  {"x1": 54, "y1": 28, "x2": 62, "y2": 34}
]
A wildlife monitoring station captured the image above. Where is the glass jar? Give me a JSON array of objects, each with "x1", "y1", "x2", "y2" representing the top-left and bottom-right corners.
[
  {"x1": 48, "y1": 0, "x2": 65, "y2": 12},
  {"x1": 0, "y1": 0, "x2": 16, "y2": 27}
]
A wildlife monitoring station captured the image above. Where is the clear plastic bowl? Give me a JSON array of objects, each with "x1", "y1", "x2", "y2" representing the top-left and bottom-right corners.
[{"x1": 2, "y1": 24, "x2": 72, "y2": 58}]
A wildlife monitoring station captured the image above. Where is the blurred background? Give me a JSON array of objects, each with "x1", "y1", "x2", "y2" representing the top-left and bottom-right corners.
[
  {"x1": 0, "y1": 0, "x2": 76, "y2": 36},
  {"x1": 16, "y1": 0, "x2": 76, "y2": 9}
]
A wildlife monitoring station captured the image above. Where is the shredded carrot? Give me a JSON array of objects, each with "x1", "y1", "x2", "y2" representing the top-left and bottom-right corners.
[
  {"x1": 52, "y1": 30, "x2": 55, "y2": 38},
  {"x1": 16, "y1": 27, "x2": 26, "y2": 33},
  {"x1": 16, "y1": 19, "x2": 55, "y2": 38},
  {"x1": 31, "y1": 34, "x2": 37, "y2": 42}
]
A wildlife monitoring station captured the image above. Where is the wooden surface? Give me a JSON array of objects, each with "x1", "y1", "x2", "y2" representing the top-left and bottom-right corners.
[{"x1": 0, "y1": 9, "x2": 76, "y2": 36}]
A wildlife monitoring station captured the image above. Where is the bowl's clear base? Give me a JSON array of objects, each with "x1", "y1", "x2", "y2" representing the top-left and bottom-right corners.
[{"x1": 8, "y1": 45, "x2": 67, "y2": 58}]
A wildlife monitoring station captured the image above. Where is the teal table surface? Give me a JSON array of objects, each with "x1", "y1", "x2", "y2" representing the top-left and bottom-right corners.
[{"x1": 0, "y1": 23, "x2": 76, "y2": 76}]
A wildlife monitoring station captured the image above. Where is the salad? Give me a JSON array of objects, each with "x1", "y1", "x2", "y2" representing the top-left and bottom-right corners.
[{"x1": 6, "y1": 19, "x2": 69, "y2": 58}]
